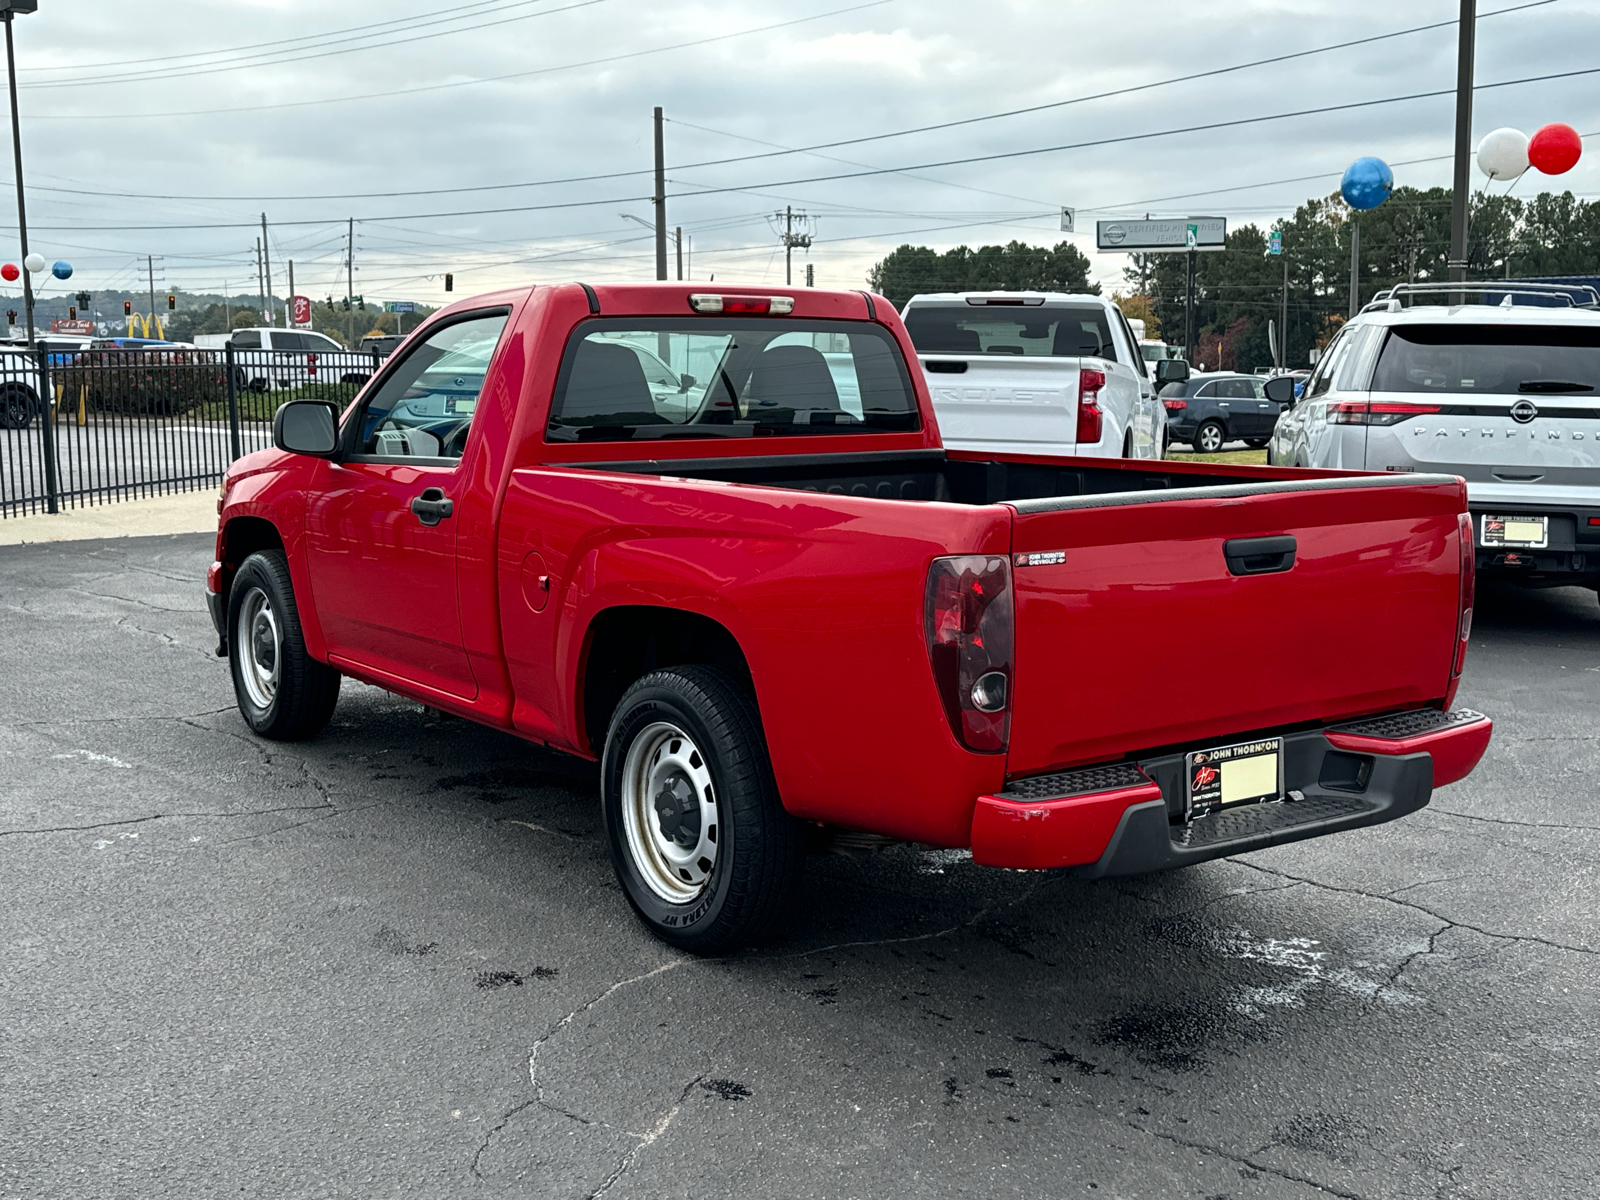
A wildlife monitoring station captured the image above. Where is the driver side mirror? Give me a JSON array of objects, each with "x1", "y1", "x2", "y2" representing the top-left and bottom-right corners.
[
  {"x1": 273, "y1": 399, "x2": 340, "y2": 458},
  {"x1": 1263, "y1": 375, "x2": 1297, "y2": 405},
  {"x1": 678, "y1": 373, "x2": 697, "y2": 392},
  {"x1": 1154, "y1": 359, "x2": 1190, "y2": 386}
]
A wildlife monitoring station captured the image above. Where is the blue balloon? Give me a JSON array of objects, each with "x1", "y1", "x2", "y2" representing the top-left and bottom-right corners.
[
  {"x1": 51, "y1": 260, "x2": 72, "y2": 280},
  {"x1": 1341, "y1": 157, "x2": 1394, "y2": 211}
]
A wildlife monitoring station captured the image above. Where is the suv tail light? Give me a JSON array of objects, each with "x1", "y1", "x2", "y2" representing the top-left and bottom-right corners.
[
  {"x1": 1454, "y1": 511, "x2": 1475, "y2": 677},
  {"x1": 925, "y1": 555, "x2": 1014, "y2": 753},
  {"x1": 1077, "y1": 367, "x2": 1106, "y2": 445},
  {"x1": 1162, "y1": 398, "x2": 1187, "y2": 411},
  {"x1": 1329, "y1": 401, "x2": 1441, "y2": 426}
]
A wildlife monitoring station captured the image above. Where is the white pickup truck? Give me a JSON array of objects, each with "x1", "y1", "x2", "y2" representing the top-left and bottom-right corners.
[{"x1": 900, "y1": 292, "x2": 1164, "y2": 459}]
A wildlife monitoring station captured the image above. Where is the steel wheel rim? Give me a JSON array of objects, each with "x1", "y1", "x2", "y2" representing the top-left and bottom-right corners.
[
  {"x1": 1200, "y1": 424, "x2": 1223, "y2": 452},
  {"x1": 236, "y1": 586, "x2": 281, "y2": 710},
  {"x1": 620, "y1": 720, "x2": 719, "y2": 904}
]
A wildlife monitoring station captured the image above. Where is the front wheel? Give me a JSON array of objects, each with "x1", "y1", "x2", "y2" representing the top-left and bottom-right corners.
[
  {"x1": 1193, "y1": 420, "x2": 1226, "y2": 454},
  {"x1": 602, "y1": 666, "x2": 803, "y2": 953},
  {"x1": 0, "y1": 385, "x2": 35, "y2": 429},
  {"x1": 227, "y1": 550, "x2": 341, "y2": 740},
  {"x1": 1244, "y1": 438, "x2": 1270, "y2": 450}
]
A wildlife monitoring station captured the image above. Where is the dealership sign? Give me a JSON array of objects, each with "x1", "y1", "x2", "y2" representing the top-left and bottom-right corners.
[{"x1": 1096, "y1": 216, "x2": 1227, "y2": 253}]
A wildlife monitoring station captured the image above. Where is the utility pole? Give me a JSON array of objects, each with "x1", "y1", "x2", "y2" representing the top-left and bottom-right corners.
[
  {"x1": 1448, "y1": 0, "x2": 1475, "y2": 285},
  {"x1": 224, "y1": 280, "x2": 230, "y2": 330},
  {"x1": 653, "y1": 106, "x2": 667, "y2": 281},
  {"x1": 255, "y1": 237, "x2": 265, "y2": 324},
  {"x1": 287, "y1": 260, "x2": 295, "y2": 326},
  {"x1": 1349, "y1": 219, "x2": 1361, "y2": 319},
  {"x1": 674, "y1": 226, "x2": 683, "y2": 281},
  {"x1": 4, "y1": 12, "x2": 33, "y2": 347},
  {"x1": 779, "y1": 206, "x2": 812, "y2": 286},
  {"x1": 1184, "y1": 247, "x2": 1196, "y2": 362},
  {"x1": 147, "y1": 254, "x2": 157, "y2": 334},
  {"x1": 347, "y1": 217, "x2": 356, "y2": 348},
  {"x1": 260, "y1": 213, "x2": 274, "y2": 325},
  {"x1": 1279, "y1": 256, "x2": 1289, "y2": 369}
]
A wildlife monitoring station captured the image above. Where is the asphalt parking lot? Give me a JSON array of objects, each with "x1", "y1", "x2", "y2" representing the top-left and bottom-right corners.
[{"x1": 2, "y1": 533, "x2": 1596, "y2": 1200}]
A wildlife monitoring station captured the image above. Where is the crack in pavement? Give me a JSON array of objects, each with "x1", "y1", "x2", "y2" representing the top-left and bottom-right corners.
[
  {"x1": 0, "y1": 804, "x2": 341, "y2": 838},
  {"x1": 586, "y1": 1075, "x2": 705, "y2": 1200},
  {"x1": 4, "y1": 708, "x2": 234, "y2": 728},
  {"x1": 470, "y1": 958, "x2": 695, "y2": 1181},
  {"x1": 1229, "y1": 860, "x2": 1598, "y2": 957},
  {"x1": 1428, "y1": 807, "x2": 1600, "y2": 833},
  {"x1": 1124, "y1": 1122, "x2": 1377, "y2": 1200}
]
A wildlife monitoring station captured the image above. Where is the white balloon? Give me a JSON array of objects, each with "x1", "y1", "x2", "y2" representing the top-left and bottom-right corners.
[
  {"x1": 1478, "y1": 127, "x2": 1530, "y2": 180},
  {"x1": 22, "y1": 252, "x2": 45, "y2": 273}
]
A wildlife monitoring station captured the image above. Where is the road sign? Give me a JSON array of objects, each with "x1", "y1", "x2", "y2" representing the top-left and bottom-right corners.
[
  {"x1": 1096, "y1": 216, "x2": 1226, "y2": 253},
  {"x1": 1185, "y1": 224, "x2": 1198, "y2": 251},
  {"x1": 1269, "y1": 231, "x2": 1283, "y2": 256},
  {"x1": 292, "y1": 295, "x2": 312, "y2": 325},
  {"x1": 384, "y1": 301, "x2": 417, "y2": 314},
  {"x1": 1060, "y1": 207, "x2": 1075, "y2": 233}
]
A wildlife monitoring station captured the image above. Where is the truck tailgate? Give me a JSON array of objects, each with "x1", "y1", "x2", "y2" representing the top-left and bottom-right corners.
[
  {"x1": 922, "y1": 355, "x2": 1082, "y2": 452},
  {"x1": 1006, "y1": 474, "x2": 1468, "y2": 776}
]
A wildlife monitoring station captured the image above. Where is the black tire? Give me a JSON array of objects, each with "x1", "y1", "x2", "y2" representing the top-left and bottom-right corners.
[
  {"x1": 601, "y1": 665, "x2": 803, "y2": 953},
  {"x1": 1121, "y1": 431, "x2": 1133, "y2": 458},
  {"x1": 1193, "y1": 420, "x2": 1226, "y2": 454},
  {"x1": 0, "y1": 384, "x2": 33, "y2": 430},
  {"x1": 227, "y1": 550, "x2": 341, "y2": 741},
  {"x1": 1244, "y1": 438, "x2": 1270, "y2": 449}
]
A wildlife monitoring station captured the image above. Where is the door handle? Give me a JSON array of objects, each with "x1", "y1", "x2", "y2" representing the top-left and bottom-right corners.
[
  {"x1": 1224, "y1": 535, "x2": 1296, "y2": 576},
  {"x1": 409, "y1": 487, "x2": 454, "y2": 527}
]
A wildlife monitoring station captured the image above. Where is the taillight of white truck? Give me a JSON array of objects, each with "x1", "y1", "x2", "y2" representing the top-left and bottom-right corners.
[
  {"x1": 1077, "y1": 367, "x2": 1105, "y2": 445},
  {"x1": 924, "y1": 555, "x2": 1014, "y2": 753}
]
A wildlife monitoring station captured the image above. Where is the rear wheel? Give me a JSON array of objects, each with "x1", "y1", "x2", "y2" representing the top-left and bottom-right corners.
[
  {"x1": 0, "y1": 385, "x2": 34, "y2": 429},
  {"x1": 1121, "y1": 430, "x2": 1133, "y2": 458},
  {"x1": 602, "y1": 665, "x2": 803, "y2": 953},
  {"x1": 1244, "y1": 438, "x2": 1270, "y2": 449},
  {"x1": 1194, "y1": 420, "x2": 1226, "y2": 454},
  {"x1": 228, "y1": 551, "x2": 341, "y2": 740}
]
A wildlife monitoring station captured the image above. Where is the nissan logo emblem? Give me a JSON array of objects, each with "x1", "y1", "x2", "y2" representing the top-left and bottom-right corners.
[{"x1": 1511, "y1": 400, "x2": 1538, "y2": 424}]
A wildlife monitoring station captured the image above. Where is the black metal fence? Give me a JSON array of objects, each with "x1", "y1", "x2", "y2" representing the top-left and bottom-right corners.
[{"x1": 0, "y1": 345, "x2": 379, "y2": 519}]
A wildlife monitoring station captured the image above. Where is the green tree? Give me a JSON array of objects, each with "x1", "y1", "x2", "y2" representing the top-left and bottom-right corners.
[{"x1": 867, "y1": 240, "x2": 1096, "y2": 308}]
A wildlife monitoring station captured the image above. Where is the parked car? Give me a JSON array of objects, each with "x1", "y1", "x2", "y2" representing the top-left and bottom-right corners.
[
  {"x1": 207, "y1": 281, "x2": 1491, "y2": 952},
  {"x1": 1268, "y1": 281, "x2": 1600, "y2": 595},
  {"x1": 0, "y1": 346, "x2": 48, "y2": 429},
  {"x1": 1160, "y1": 371, "x2": 1284, "y2": 453},
  {"x1": 195, "y1": 327, "x2": 374, "y2": 391},
  {"x1": 900, "y1": 291, "x2": 1164, "y2": 459}
]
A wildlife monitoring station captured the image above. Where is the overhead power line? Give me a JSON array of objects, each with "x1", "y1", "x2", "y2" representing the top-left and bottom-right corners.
[{"x1": 20, "y1": 1, "x2": 898, "y2": 120}]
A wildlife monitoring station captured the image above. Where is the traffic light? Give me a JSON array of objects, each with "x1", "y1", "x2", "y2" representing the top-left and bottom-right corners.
[
  {"x1": 6, "y1": 310, "x2": 15, "y2": 325},
  {"x1": 166, "y1": 295, "x2": 176, "y2": 311},
  {"x1": 68, "y1": 306, "x2": 76, "y2": 319},
  {"x1": 341, "y1": 297, "x2": 350, "y2": 312},
  {"x1": 356, "y1": 294, "x2": 366, "y2": 311},
  {"x1": 75, "y1": 290, "x2": 91, "y2": 309},
  {"x1": 123, "y1": 300, "x2": 132, "y2": 316},
  {"x1": 444, "y1": 273, "x2": 453, "y2": 293}
]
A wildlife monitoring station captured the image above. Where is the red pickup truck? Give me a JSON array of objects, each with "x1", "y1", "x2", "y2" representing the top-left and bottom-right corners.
[{"x1": 206, "y1": 283, "x2": 1491, "y2": 951}]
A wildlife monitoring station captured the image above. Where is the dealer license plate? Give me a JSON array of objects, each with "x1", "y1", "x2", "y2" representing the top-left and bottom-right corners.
[
  {"x1": 1481, "y1": 514, "x2": 1548, "y2": 548},
  {"x1": 1185, "y1": 737, "x2": 1284, "y2": 821}
]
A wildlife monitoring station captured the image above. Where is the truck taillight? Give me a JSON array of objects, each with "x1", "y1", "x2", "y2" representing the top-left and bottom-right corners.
[
  {"x1": 925, "y1": 555, "x2": 1014, "y2": 754},
  {"x1": 1077, "y1": 367, "x2": 1105, "y2": 445},
  {"x1": 1454, "y1": 511, "x2": 1475, "y2": 677},
  {"x1": 1329, "y1": 401, "x2": 1440, "y2": 426},
  {"x1": 688, "y1": 294, "x2": 795, "y2": 315}
]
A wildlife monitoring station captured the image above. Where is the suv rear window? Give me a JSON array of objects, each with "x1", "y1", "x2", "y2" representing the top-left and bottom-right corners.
[
  {"x1": 1371, "y1": 324, "x2": 1600, "y2": 394},
  {"x1": 546, "y1": 318, "x2": 919, "y2": 441},
  {"x1": 904, "y1": 305, "x2": 1117, "y2": 359}
]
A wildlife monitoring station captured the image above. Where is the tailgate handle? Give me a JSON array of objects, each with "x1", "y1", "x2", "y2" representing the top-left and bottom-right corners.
[{"x1": 1224, "y1": 535, "x2": 1297, "y2": 576}]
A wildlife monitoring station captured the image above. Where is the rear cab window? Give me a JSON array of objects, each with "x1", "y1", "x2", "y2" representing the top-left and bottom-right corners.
[
  {"x1": 546, "y1": 318, "x2": 919, "y2": 442},
  {"x1": 903, "y1": 305, "x2": 1117, "y2": 360}
]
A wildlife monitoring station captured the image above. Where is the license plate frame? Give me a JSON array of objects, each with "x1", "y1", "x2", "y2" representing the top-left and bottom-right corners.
[
  {"x1": 1185, "y1": 737, "x2": 1285, "y2": 822},
  {"x1": 1481, "y1": 513, "x2": 1548, "y2": 549}
]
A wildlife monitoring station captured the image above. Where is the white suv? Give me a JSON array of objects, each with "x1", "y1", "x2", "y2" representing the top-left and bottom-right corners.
[
  {"x1": 1269, "y1": 282, "x2": 1600, "y2": 594},
  {"x1": 900, "y1": 292, "x2": 1163, "y2": 460}
]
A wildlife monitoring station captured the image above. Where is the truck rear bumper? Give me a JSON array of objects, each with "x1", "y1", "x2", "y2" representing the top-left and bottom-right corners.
[{"x1": 971, "y1": 709, "x2": 1491, "y2": 874}]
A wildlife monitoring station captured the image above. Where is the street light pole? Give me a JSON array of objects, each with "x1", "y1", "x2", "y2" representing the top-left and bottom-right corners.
[
  {"x1": 1448, "y1": 0, "x2": 1476, "y2": 285},
  {"x1": 4, "y1": 7, "x2": 37, "y2": 348}
]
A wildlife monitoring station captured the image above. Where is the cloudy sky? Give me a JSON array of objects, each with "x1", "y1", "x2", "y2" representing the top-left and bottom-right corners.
[{"x1": 5, "y1": 0, "x2": 1597, "y2": 312}]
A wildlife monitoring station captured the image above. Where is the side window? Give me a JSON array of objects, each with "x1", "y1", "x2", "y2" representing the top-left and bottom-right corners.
[
  {"x1": 231, "y1": 330, "x2": 261, "y2": 349},
  {"x1": 306, "y1": 332, "x2": 344, "y2": 353},
  {"x1": 274, "y1": 332, "x2": 306, "y2": 351},
  {"x1": 354, "y1": 311, "x2": 510, "y2": 460},
  {"x1": 1305, "y1": 329, "x2": 1351, "y2": 399},
  {"x1": 1334, "y1": 325, "x2": 1379, "y2": 392},
  {"x1": 1195, "y1": 380, "x2": 1221, "y2": 398},
  {"x1": 1112, "y1": 309, "x2": 1146, "y2": 377},
  {"x1": 1223, "y1": 379, "x2": 1256, "y2": 399}
]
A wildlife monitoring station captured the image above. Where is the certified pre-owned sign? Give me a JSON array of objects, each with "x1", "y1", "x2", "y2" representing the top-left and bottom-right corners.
[{"x1": 1096, "y1": 217, "x2": 1227, "y2": 253}]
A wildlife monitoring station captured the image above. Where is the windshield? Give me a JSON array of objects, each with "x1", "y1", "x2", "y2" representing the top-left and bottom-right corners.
[
  {"x1": 1370, "y1": 324, "x2": 1600, "y2": 394},
  {"x1": 547, "y1": 318, "x2": 919, "y2": 441},
  {"x1": 903, "y1": 305, "x2": 1117, "y2": 359}
]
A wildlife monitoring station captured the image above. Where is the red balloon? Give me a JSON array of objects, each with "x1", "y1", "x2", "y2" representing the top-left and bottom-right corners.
[
  {"x1": 1528, "y1": 123, "x2": 1582, "y2": 175},
  {"x1": 0, "y1": 263, "x2": 16, "y2": 282}
]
